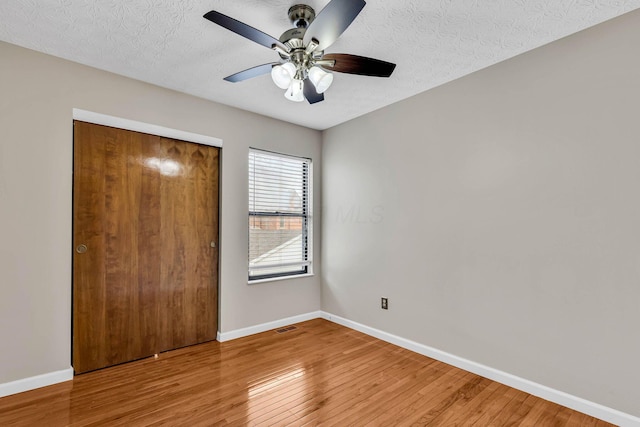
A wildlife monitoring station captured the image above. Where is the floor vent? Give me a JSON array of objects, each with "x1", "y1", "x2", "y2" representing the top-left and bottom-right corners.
[{"x1": 276, "y1": 325, "x2": 298, "y2": 334}]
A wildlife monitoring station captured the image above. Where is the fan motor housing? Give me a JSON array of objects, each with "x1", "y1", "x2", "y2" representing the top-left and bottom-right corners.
[
  {"x1": 279, "y1": 5, "x2": 318, "y2": 58},
  {"x1": 280, "y1": 28, "x2": 305, "y2": 48}
]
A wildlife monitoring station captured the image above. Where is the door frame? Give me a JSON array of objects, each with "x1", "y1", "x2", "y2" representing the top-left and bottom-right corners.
[
  {"x1": 71, "y1": 108, "x2": 223, "y2": 368},
  {"x1": 72, "y1": 109, "x2": 223, "y2": 148}
]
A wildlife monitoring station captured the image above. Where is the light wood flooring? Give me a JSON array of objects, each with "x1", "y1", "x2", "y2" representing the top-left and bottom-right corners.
[{"x1": 0, "y1": 319, "x2": 612, "y2": 426}]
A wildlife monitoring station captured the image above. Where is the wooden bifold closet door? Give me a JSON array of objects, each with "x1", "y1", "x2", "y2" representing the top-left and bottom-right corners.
[{"x1": 72, "y1": 121, "x2": 219, "y2": 374}]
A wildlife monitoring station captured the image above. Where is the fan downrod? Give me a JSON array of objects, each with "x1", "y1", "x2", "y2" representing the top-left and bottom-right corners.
[{"x1": 288, "y1": 4, "x2": 315, "y2": 28}]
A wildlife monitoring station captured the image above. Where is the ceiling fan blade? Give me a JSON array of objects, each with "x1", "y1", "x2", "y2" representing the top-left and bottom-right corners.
[
  {"x1": 204, "y1": 10, "x2": 289, "y2": 53},
  {"x1": 322, "y1": 54, "x2": 396, "y2": 77},
  {"x1": 303, "y1": 79, "x2": 325, "y2": 104},
  {"x1": 303, "y1": 0, "x2": 366, "y2": 51},
  {"x1": 224, "y1": 63, "x2": 279, "y2": 83}
]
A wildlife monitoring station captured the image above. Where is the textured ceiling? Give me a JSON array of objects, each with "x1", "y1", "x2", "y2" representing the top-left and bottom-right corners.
[{"x1": 1, "y1": 0, "x2": 639, "y2": 130}]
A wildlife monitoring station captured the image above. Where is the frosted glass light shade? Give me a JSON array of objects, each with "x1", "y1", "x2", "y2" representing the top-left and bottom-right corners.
[
  {"x1": 271, "y1": 62, "x2": 296, "y2": 89},
  {"x1": 308, "y1": 66, "x2": 333, "y2": 94},
  {"x1": 285, "y1": 79, "x2": 305, "y2": 102}
]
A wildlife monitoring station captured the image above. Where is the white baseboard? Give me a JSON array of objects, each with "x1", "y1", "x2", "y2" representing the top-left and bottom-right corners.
[
  {"x1": 320, "y1": 311, "x2": 640, "y2": 427},
  {"x1": 217, "y1": 311, "x2": 322, "y2": 342},
  {"x1": 0, "y1": 311, "x2": 320, "y2": 398},
  {"x1": 0, "y1": 367, "x2": 73, "y2": 399},
  {"x1": 7, "y1": 314, "x2": 633, "y2": 425}
]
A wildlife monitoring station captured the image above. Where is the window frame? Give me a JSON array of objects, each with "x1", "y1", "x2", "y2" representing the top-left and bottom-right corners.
[{"x1": 248, "y1": 148, "x2": 312, "y2": 282}]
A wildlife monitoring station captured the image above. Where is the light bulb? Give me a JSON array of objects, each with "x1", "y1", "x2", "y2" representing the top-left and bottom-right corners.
[
  {"x1": 284, "y1": 79, "x2": 305, "y2": 102},
  {"x1": 271, "y1": 62, "x2": 296, "y2": 89},
  {"x1": 308, "y1": 66, "x2": 334, "y2": 94}
]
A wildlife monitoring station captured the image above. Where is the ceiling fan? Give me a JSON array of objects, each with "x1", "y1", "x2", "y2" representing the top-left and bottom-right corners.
[{"x1": 203, "y1": 0, "x2": 396, "y2": 104}]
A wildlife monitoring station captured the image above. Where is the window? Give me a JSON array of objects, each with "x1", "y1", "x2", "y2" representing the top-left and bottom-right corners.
[{"x1": 248, "y1": 149, "x2": 311, "y2": 281}]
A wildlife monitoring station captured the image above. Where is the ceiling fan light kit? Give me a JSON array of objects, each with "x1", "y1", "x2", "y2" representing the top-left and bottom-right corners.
[
  {"x1": 204, "y1": 0, "x2": 396, "y2": 105},
  {"x1": 308, "y1": 66, "x2": 334, "y2": 94},
  {"x1": 285, "y1": 79, "x2": 306, "y2": 102},
  {"x1": 271, "y1": 62, "x2": 297, "y2": 89}
]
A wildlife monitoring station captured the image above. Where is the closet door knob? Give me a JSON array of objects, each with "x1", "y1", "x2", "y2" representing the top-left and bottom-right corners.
[{"x1": 76, "y1": 244, "x2": 88, "y2": 254}]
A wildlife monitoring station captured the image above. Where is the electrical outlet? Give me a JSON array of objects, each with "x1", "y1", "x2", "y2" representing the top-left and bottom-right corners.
[{"x1": 381, "y1": 297, "x2": 388, "y2": 310}]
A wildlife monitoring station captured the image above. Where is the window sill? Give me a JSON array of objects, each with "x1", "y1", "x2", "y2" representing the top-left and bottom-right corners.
[{"x1": 248, "y1": 273, "x2": 314, "y2": 285}]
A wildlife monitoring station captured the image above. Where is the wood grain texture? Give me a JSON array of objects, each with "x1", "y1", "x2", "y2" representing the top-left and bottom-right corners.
[
  {"x1": 1, "y1": 319, "x2": 613, "y2": 426},
  {"x1": 73, "y1": 121, "x2": 219, "y2": 374},
  {"x1": 322, "y1": 53, "x2": 396, "y2": 77}
]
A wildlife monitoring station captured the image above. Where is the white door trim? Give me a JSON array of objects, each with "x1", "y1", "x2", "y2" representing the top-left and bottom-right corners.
[{"x1": 72, "y1": 109, "x2": 223, "y2": 147}]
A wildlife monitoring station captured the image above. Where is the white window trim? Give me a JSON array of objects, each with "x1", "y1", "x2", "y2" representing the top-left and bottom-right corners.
[
  {"x1": 248, "y1": 273, "x2": 314, "y2": 285},
  {"x1": 248, "y1": 148, "x2": 313, "y2": 282}
]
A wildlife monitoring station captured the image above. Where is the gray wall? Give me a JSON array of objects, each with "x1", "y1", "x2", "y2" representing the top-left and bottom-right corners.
[
  {"x1": 0, "y1": 41, "x2": 321, "y2": 384},
  {"x1": 3, "y1": 7, "x2": 640, "y2": 418},
  {"x1": 322, "y1": 10, "x2": 640, "y2": 417}
]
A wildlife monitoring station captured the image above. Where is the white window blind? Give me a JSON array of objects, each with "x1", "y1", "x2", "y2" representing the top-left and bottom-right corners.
[{"x1": 248, "y1": 149, "x2": 311, "y2": 280}]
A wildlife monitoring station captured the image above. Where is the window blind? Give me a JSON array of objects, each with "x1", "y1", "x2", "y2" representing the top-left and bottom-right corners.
[{"x1": 248, "y1": 149, "x2": 311, "y2": 280}]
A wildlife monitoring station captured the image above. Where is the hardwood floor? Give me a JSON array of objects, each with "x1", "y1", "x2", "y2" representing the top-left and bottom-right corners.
[{"x1": 0, "y1": 319, "x2": 612, "y2": 426}]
